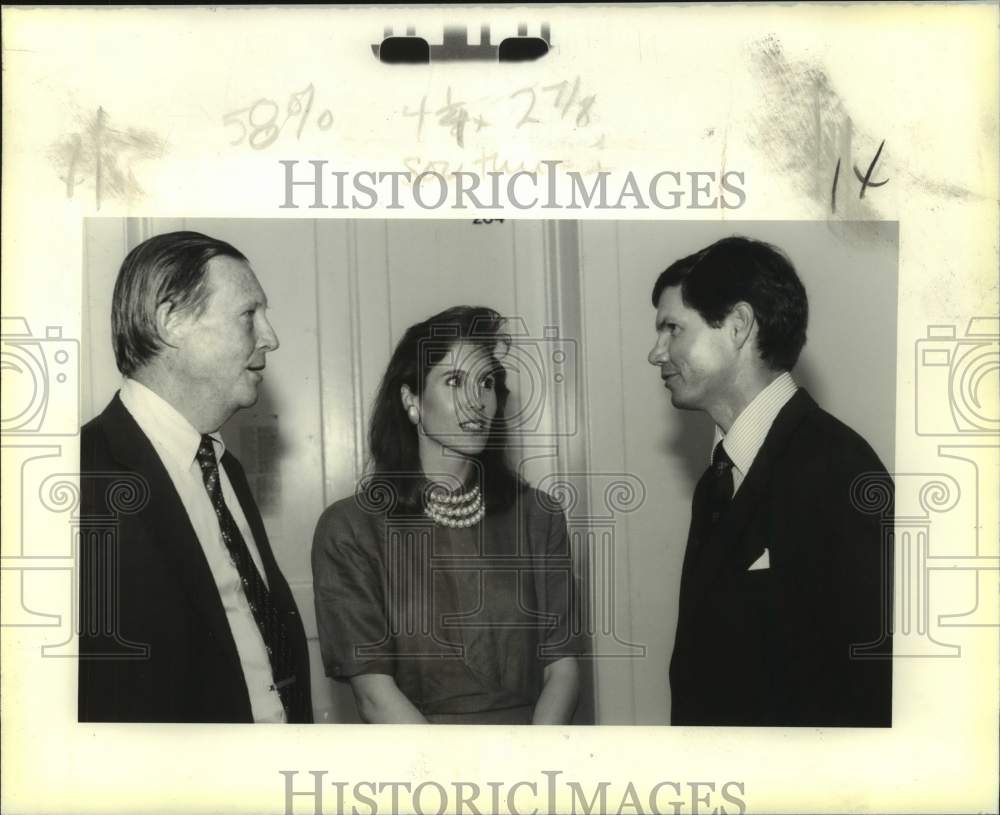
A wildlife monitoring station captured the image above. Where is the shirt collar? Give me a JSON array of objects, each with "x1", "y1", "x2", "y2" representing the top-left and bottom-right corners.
[
  {"x1": 714, "y1": 372, "x2": 798, "y2": 474},
  {"x1": 119, "y1": 378, "x2": 226, "y2": 469}
]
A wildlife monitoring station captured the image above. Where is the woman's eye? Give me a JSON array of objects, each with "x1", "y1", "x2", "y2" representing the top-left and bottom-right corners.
[
  {"x1": 444, "y1": 374, "x2": 462, "y2": 387},
  {"x1": 480, "y1": 375, "x2": 496, "y2": 391}
]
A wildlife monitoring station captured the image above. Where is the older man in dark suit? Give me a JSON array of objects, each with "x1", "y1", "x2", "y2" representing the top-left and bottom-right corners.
[
  {"x1": 79, "y1": 231, "x2": 312, "y2": 723},
  {"x1": 649, "y1": 236, "x2": 892, "y2": 726}
]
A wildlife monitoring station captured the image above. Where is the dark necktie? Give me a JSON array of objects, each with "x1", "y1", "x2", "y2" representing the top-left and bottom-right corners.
[
  {"x1": 195, "y1": 435, "x2": 296, "y2": 719},
  {"x1": 707, "y1": 440, "x2": 735, "y2": 525}
]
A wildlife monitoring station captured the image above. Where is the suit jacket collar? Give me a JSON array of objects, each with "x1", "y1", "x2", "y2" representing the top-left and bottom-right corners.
[
  {"x1": 686, "y1": 388, "x2": 818, "y2": 589},
  {"x1": 102, "y1": 395, "x2": 265, "y2": 538},
  {"x1": 95, "y1": 393, "x2": 253, "y2": 704},
  {"x1": 101, "y1": 392, "x2": 281, "y2": 587},
  {"x1": 101, "y1": 392, "x2": 178, "y2": 488}
]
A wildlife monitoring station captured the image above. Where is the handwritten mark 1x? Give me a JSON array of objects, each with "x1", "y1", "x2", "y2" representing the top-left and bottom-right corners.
[
  {"x1": 831, "y1": 139, "x2": 889, "y2": 213},
  {"x1": 854, "y1": 138, "x2": 889, "y2": 199}
]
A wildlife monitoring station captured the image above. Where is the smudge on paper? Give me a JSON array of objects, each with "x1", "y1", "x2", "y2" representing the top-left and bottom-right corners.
[
  {"x1": 747, "y1": 35, "x2": 881, "y2": 218},
  {"x1": 49, "y1": 107, "x2": 166, "y2": 209},
  {"x1": 748, "y1": 35, "x2": 983, "y2": 221}
]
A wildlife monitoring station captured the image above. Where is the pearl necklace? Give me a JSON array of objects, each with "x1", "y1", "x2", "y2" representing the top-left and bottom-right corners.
[{"x1": 424, "y1": 484, "x2": 485, "y2": 528}]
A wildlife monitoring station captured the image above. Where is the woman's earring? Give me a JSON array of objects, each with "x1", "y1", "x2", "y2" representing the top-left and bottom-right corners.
[{"x1": 407, "y1": 405, "x2": 420, "y2": 425}]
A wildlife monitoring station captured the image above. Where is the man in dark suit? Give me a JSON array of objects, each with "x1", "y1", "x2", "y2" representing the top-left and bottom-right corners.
[
  {"x1": 79, "y1": 231, "x2": 312, "y2": 723},
  {"x1": 649, "y1": 236, "x2": 892, "y2": 726}
]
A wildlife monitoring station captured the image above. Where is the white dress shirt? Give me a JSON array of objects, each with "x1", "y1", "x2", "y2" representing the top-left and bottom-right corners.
[
  {"x1": 120, "y1": 378, "x2": 286, "y2": 723},
  {"x1": 713, "y1": 372, "x2": 798, "y2": 494}
]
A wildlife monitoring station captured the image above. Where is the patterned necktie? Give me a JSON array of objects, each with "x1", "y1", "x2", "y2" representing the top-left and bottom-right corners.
[
  {"x1": 708, "y1": 440, "x2": 735, "y2": 525},
  {"x1": 195, "y1": 435, "x2": 295, "y2": 718}
]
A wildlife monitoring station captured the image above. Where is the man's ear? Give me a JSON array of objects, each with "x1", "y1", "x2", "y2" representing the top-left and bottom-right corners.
[
  {"x1": 728, "y1": 301, "x2": 756, "y2": 350},
  {"x1": 155, "y1": 301, "x2": 187, "y2": 348}
]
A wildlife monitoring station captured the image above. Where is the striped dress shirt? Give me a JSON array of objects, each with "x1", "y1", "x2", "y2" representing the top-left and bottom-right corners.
[{"x1": 713, "y1": 372, "x2": 799, "y2": 494}]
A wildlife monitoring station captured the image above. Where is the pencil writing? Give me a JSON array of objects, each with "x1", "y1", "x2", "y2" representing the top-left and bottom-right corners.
[
  {"x1": 831, "y1": 139, "x2": 889, "y2": 212},
  {"x1": 223, "y1": 84, "x2": 334, "y2": 150},
  {"x1": 403, "y1": 77, "x2": 597, "y2": 148}
]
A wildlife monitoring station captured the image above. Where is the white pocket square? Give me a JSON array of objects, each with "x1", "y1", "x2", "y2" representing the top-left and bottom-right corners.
[{"x1": 748, "y1": 549, "x2": 770, "y2": 571}]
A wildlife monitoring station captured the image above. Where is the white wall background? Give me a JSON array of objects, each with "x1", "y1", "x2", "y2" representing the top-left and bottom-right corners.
[{"x1": 82, "y1": 218, "x2": 897, "y2": 724}]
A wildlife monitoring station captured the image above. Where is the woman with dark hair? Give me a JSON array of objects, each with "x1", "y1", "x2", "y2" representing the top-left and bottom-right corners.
[{"x1": 312, "y1": 306, "x2": 580, "y2": 724}]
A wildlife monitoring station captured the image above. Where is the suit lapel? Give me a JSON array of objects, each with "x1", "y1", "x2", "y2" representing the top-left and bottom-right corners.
[
  {"x1": 687, "y1": 389, "x2": 816, "y2": 592},
  {"x1": 221, "y1": 448, "x2": 315, "y2": 723},
  {"x1": 99, "y1": 395, "x2": 247, "y2": 670}
]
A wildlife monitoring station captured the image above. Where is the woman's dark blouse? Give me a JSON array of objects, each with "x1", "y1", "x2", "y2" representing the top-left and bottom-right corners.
[{"x1": 312, "y1": 487, "x2": 575, "y2": 717}]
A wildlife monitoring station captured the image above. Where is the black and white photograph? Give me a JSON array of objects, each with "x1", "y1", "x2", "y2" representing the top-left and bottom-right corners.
[
  {"x1": 79, "y1": 218, "x2": 898, "y2": 727},
  {"x1": 2, "y1": 5, "x2": 997, "y2": 815}
]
